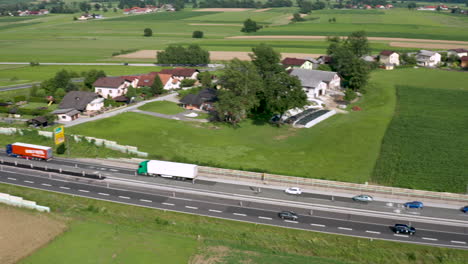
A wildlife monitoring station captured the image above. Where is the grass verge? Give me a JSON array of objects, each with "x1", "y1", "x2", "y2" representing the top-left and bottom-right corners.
[{"x1": 138, "y1": 101, "x2": 185, "y2": 115}]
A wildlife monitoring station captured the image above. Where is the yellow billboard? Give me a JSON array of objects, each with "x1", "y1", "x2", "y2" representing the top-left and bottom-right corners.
[{"x1": 54, "y1": 125, "x2": 65, "y2": 145}]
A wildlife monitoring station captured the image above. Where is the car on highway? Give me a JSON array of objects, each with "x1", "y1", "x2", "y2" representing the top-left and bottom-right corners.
[
  {"x1": 352, "y1": 194, "x2": 373, "y2": 202},
  {"x1": 285, "y1": 187, "x2": 302, "y2": 195},
  {"x1": 392, "y1": 224, "x2": 416, "y2": 235},
  {"x1": 462, "y1": 206, "x2": 468, "y2": 213},
  {"x1": 278, "y1": 211, "x2": 298, "y2": 221},
  {"x1": 404, "y1": 201, "x2": 424, "y2": 209}
]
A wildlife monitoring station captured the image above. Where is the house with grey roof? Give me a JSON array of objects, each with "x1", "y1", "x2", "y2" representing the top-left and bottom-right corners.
[
  {"x1": 52, "y1": 91, "x2": 104, "y2": 122},
  {"x1": 288, "y1": 69, "x2": 341, "y2": 100},
  {"x1": 180, "y1": 88, "x2": 217, "y2": 111},
  {"x1": 416, "y1": 50, "x2": 441, "y2": 67}
]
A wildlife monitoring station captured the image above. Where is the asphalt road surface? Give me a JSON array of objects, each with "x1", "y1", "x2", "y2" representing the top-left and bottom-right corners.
[{"x1": 0, "y1": 163, "x2": 467, "y2": 249}]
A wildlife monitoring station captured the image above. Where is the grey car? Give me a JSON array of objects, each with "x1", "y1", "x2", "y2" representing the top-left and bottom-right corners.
[{"x1": 352, "y1": 195, "x2": 374, "y2": 202}]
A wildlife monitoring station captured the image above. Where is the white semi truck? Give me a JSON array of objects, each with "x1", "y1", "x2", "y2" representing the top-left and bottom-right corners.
[{"x1": 137, "y1": 160, "x2": 198, "y2": 181}]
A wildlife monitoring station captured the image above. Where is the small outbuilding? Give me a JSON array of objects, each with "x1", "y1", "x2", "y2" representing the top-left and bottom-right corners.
[{"x1": 27, "y1": 116, "x2": 48, "y2": 127}]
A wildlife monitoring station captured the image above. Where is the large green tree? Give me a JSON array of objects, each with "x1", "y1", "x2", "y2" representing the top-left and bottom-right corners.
[
  {"x1": 156, "y1": 45, "x2": 210, "y2": 64},
  {"x1": 346, "y1": 30, "x2": 370, "y2": 58},
  {"x1": 215, "y1": 59, "x2": 263, "y2": 125},
  {"x1": 83, "y1": 69, "x2": 106, "y2": 89},
  {"x1": 241, "y1": 19, "x2": 261, "y2": 33},
  {"x1": 151, "y1": 74, "x2": 164, "y2": 95}
]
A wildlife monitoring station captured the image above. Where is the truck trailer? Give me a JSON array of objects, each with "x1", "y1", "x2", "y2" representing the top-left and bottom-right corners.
[
  {"x1": 137, "y1": 160, "x2": 198, "y2": 180},
  {"x1": 6, "y1": 142, "x2": 53, "y2": 161}
]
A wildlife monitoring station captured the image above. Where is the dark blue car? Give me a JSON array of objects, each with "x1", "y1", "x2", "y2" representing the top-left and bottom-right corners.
[
  {"x1": 404, "y1": 201, "x2": 424, "y2": 209},
  {"x1": 462, "y1": 206, "x2": 468, "y2": 213}
]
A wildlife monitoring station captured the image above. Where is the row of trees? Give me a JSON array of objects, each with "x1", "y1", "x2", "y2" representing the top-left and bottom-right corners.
[
  {"x1": 156, "y1": 44, "x2": 210, "y2": 64},
  {"x1": 215, "y1": 44, "x2": 307, "y2": 125},
  {"x1": 297, "y1": 0, "x2": 326, "y2": 14},
  {"x1": 31, "y1": 69, "x2": 106, "y2": 98}
]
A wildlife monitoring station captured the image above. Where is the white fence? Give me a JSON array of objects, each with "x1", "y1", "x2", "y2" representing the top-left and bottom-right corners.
[
  {"x1": 0, "y1": 127, "x2": 148, "y2": 157},
  {"x1": 0, "y1": 192, "x2": 50, "y2": 212}
]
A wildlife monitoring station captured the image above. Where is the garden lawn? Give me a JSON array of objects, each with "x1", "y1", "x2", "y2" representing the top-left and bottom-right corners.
[
  {"x1": 68, "y1": 71, "x2": 396, "y2": 184},
  {"x1": 371, "y1": 68, "x2": 468, "y2": 193},
  {"x1": 138, "y1": 101, "x2": 185, "y2": 115},
  {"x1": 20, "y1": 220, "x2": 197, "y2": 264}
]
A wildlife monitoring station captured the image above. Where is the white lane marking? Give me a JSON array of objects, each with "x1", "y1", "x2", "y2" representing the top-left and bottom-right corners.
[
  {"x1": 258, "y1": 216, "x2": 272, "y2": 220},
  {"x1": 162, "y1": 202, "x2": 174, "y2": 206},
  {"x1": 24, "y1": 180, "x2": 34, "y2": 183},
  {"x1": 118, "y1": 196, "x2": 130, "y2": 199},
  {"x1": 394, "y1": 234, "x2": 409, "y2": 238},
  {"x1": 284, "y1": 220, "x2": 298, "y2": 223},
  {"x1": 41, "y1": 183, "x2": 52, "y2": 187},
  {"x1": 79, "y1": 189, "x2": 89, "y2": 193},
  {"x1": 451, "y1": 241, "x2": 466, "y2": 244},
  {"x1": 7, "y1": 177, "x2": 16, "y2": 181},
  {"x1": 98, "y1": 192, "x2": 109, "y2": 196},
  {"x1": 140, "y1": 199, "x2": 152, "y2": 203},
  {"x1": 60, "y1": 186, "x2": 70, "y2": 190},
  {"x1": 233, "y1": 213, "x2": 247, "y2": 216},
  {"x1": 422, "y1": 237, "x2": 438, "y2": 241},
  {"x1": 110, "y1": 169, "x2": 118, "y2": 172},
  {"x1": 366, "y1": 231, "x2": 381, "y2": 234},
  {"x1": 209, "y1": 209, "x2": 222, "y2": 213},
  {"x1": 338, "y1": 227, "x2": 353, "y2": 231},
  {"x1": 185, "y1": 206, "x2": 198, "y2": 210},
  {"x1": 310, "y1": 223, "x2": 326, "y2": 227}
]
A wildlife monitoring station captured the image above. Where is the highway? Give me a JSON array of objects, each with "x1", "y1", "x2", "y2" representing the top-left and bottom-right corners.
[{"x1": 0, "y1": 158, "x2": 467, "y2": 249}]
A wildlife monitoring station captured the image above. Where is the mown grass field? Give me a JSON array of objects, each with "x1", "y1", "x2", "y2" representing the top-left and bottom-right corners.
[
  {"x1": 20, "y1": 220, "x2": 197, "y2": 264},
  {"x1": 1, "y1": 183, "x2": 466, "y2": 264},
  {"x1": 138, "y1": 101, "x2": 186, "y2": 115},
  {"x1": 371, "y1": 68, "x2": 468, "y2": 193},
  {"x1": 68, "y1": 69, "x2": 395, "y2": 184},
  {"x1": 0, "y1": 8, "x2": 466, "y2": 62}
]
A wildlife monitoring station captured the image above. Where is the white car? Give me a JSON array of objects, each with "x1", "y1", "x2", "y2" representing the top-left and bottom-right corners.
[
  {"x1": 285, "y1": 187, "x2": 302, "y2": 195},
  {"x1": 352, "y1": 195, "x2": 374, "y2": 202}
]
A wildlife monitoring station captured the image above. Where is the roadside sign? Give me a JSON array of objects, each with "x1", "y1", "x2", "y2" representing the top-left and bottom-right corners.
[{"x1": 54, "y1": 125, "x2": 65, "y2": 145}]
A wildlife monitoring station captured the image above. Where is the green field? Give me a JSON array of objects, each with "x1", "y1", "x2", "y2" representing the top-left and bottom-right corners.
[
  {"x1": 0, "y1": 65, "x2": 163, "y2": 87},
  {"x1": 371, "y1": 68, "x2": 468, "y2": 193},
  {"x1": 2, "y1": 183, "x2": 467, "y2": 264},
  {"x1": 20, "y1": 221, "x2": 197, "y2": 264},
  {"x1": 0, "y1": 8, "x2": 466, "y2": 63},
  {"x1": 138, "y1": 101, "x2": 185, "y2": 115}
]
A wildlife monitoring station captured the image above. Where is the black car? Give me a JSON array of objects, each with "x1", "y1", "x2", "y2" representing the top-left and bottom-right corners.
[
  {"x1": 392, "y1": 224, "x2": 416, "y2": 235},
  {"x1": 278, "y1": 211, "x2": 298, "y2": 221}
]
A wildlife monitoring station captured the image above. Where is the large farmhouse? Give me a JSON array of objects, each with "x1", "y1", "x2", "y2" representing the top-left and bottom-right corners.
[
  {"x1": 93, "y1": 76, "x2": 137, "y2": 98},
  {"x1": 289, "y1": 69, "x2": 341, "y2": 100}
]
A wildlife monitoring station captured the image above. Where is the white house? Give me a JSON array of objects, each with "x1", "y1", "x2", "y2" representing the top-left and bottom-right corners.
[
  {"x1": 416, "y1": 50, "x2": 441, "y2": 67},
  {"x1": 159, "y1": 68, "x2": 199, "y2": 81},
  {"x1": 379, "y1": 50, "x2": 400, "y2": 66},
  {"x1": 447, "y1": 48, "x2": 468, "y2": 58},
  {"x1": 281, "y1": 57, "x2": 316, "y2": 70},
  {"x1": 93, "y1": 76, "x2": 137, "y2": 98},
  {"x1": 52, "y1": 91, "x2": 103, "y2": 122},
  {"x1": 289, "y1": 69, "x2": 341, "y2": 100},
  {"x1": 159, "y1": 73, "x2": 181, "y2": 90}
]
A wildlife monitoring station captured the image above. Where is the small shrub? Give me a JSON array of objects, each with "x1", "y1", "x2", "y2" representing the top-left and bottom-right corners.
[
  {"x1": 344, "y1": 89, "x2": 357, "y2": 101},
  {"x1": 181, "y1": 79, "x2": 196, "y2": 87},
  {"x1": 143, "y1": 28, "x2": 152, "y2": 37},
  {"x1": 29, "y1": 61, "x2": 40, "y2": 66},
  {"x1": 155, "y1": 217, "x2": 170, "y2": 225},
  {"x1": 192, "y1": 30, "x2": 204, "y2": 38},
  {"x1": 13, "y1": 95, "x2": 27, "y2": 102},
  {"x1": 56, "y1": 143, "x2": 66, "y2": 154}
]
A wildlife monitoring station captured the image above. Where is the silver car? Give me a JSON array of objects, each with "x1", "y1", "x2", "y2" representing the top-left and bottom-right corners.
[{"x1": 352, "y1": 195, "x2": 373, "y2": 202}]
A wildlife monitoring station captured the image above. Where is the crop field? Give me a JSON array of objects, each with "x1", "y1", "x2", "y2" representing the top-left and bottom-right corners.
[
  {"x1": 0, "y1": 205, "x2": 66, "y2": 264},
  {"x1": 68, "y1": 68, "x2": 396, "y2": 184},
  {"x1": 1, "y1": 183, "x2": 467, "y2": 264},
  {"x1": 0, "y1": 8, "x2": 466, "y2": 62},
  {"x1": 371, "y1": 69, "x2": 468, "y2": 193}
]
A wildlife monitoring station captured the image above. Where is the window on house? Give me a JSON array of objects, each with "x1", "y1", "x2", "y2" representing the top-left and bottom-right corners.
[
  {"x1": 98, "y1": 89, "x2": 102, "y2": 93},
  {"x1": 61, "y1": 115, "x2": 66, "y2": 119},
  {"x1": 109, "y1": 90, "x2": 113, "y2": 94}
]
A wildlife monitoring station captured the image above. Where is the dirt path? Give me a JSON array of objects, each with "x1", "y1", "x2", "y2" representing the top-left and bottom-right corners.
[
  {"x1": 226, "y1": 35, "x2": 468, "y2": 45},
  {"x1": 253, "y1": 8, "x2": 271, "y2": 12},
  {"x1": 0, "y1": 206, "x2": 67, "y2": 264},
  {"x1": 116, "y1": 50, "x2": 323, "y2": 61}
]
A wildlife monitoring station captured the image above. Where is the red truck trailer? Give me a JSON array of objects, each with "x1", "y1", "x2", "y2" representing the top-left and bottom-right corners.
[{"x1": 6, "y1": 142, "x2": 53, "y2": 160}]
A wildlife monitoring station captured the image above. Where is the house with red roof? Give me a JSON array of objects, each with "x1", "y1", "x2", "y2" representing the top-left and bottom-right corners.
[
  {"x1": 93, "y1": 76, "x2": 137, "y2": 98},
  {"x1": 281, "y1": 57, "x2": 316, "y2": 70},
  {"x1": 448, "y1": 48, "x2": 468, "y2": 58},
  {"x1": 375, "y1": 5, "x2": 385, "y2": 9},
  {"x1": 461, "y1": 56, "x2": 468, "y2": 68},
  {"x1": 379, "y1": 50, "x2": 400, "y2": 66},
  {"x1": 159, "y1": 68, "x2": 199, "y2": 80}
]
